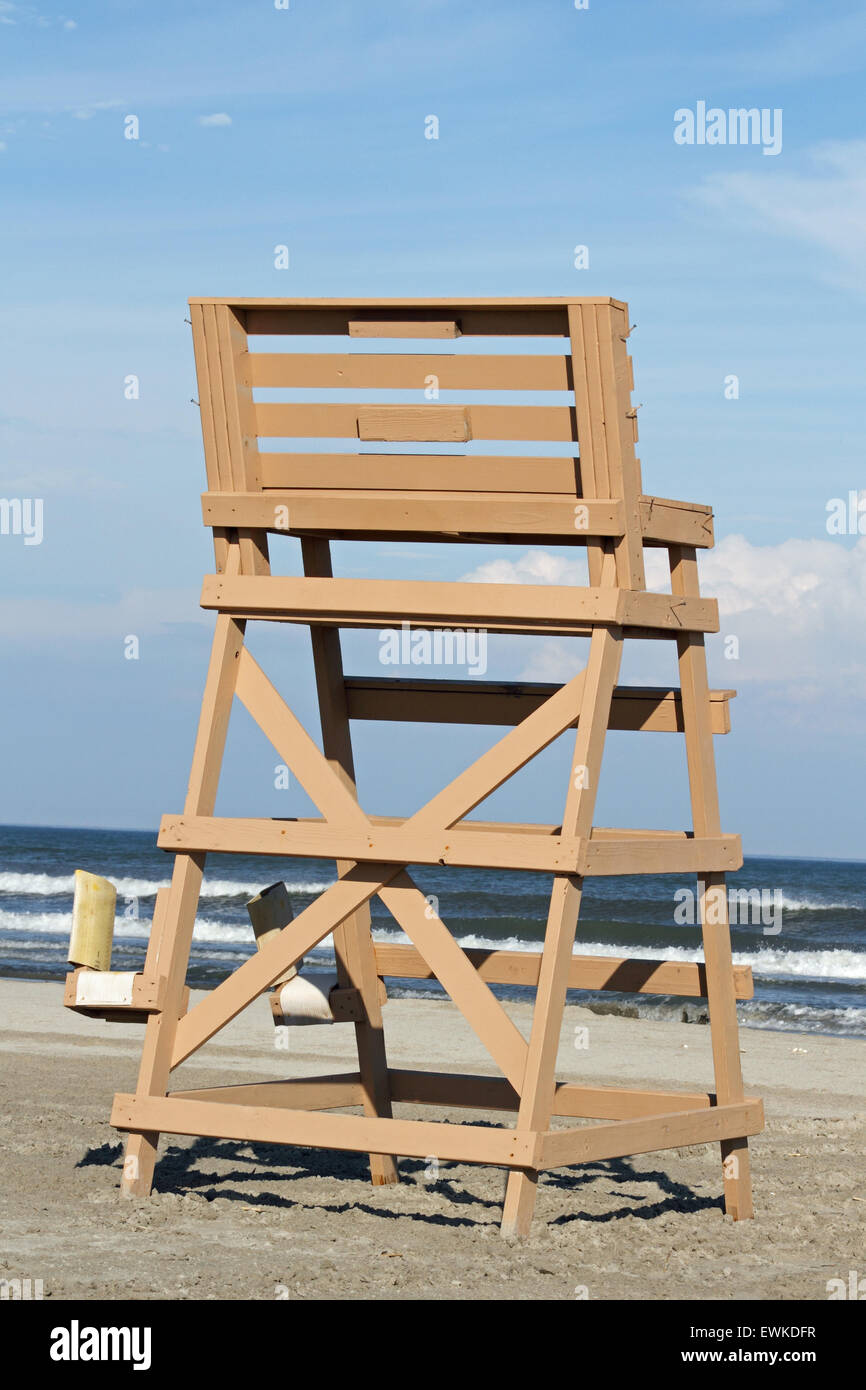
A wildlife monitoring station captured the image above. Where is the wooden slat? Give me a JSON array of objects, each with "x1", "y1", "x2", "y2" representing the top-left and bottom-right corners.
[
  {"x1": 255, "y1": 402, "x2": 576, "y2": 441},
  {"x1": 357, "y1": 405, "x2": 471, "y2": 443},
  {"x1": 199, "y1": 575, "x2": 720, "y2": 634},
  {"x1": 640, "y1": 496, "x2": 714, "y2": 548},
  {"x1": 581, "y1": 834, "x2": 742, "y2": 876},
  {"x1": 157, "y1": 818, "x2": 739, "y2": 876},
  {"x1": 203, "y1": 490, "x2": 624, "y2": 540},
  {"x1": 280, "y1": 813, "x2": 686, "y2": 839},
  {"x1": 193, "y1": 296, "x2": 626, "y2": 309},
  {"x1": 349, "y1": 320, "x2": 460, "y2": 338},
  {"x1": 235, "y1": 648, "x2": 368, "y2": 828},
  {"x1": 171, "y1": 1072, "x2": 718, "y2": 1120},
  {"x1": 158, "y1": 814, "x2": 585, "y2": 873},
  {"x1": 203, "y1": 488, "x2": 713, "y2": 547},
  {"x1": 386, "y1": 1071, "x2": 717, "y2": 1120},
  {"x1": 372, "y1": 942, "x2": 754, "y2": 1000},
  {"x1": 111, "y1": 1094, "x2": 540, "y2": 1168},
  {"x1": 258, "y1": 453, "x2": 579, "y2": 494},
  {"x1": 171, "y1": 1076, "x2": 365, "y2": 1111},
  {"x1": 248, "y1": 353, "x2": 573, "y2": 391},
  {"x1": 541, "y1": 1099, "x2": 764, "y2": 1169},
  {"x1": 595, "y1": 301, "x2": 645, "y2": 588},
  {"x1": 568, "y1": 304, "x2": 605, "y2": 585},
  {"x1": 244, "y1": 306, "x2": 573, "y2": 337},
  {"x1": 342, "y1": 678, "x2": 733, "y2": 734}
]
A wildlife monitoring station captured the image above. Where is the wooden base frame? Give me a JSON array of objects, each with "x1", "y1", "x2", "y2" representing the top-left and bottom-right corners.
[{"x1": 108, "y1": 297, "x2": 760, "y2": 1237}]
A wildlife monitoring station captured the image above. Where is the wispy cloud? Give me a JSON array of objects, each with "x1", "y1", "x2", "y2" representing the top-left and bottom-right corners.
[
  {"x1": 0, "y1": 588, "x2": 209, "y2": 645},
  {"x1": 461, "y1": 535, "x2": 866, "y2": 715},
  {"x1": 727, "y1": 8, "x2": 866, "y2": 82},
  {"x1": 197, "y1": 112, "x2": 232, "y2": 127},
  {"x1": 689, "y1": 140, "x2": 866, "y2": 293}
]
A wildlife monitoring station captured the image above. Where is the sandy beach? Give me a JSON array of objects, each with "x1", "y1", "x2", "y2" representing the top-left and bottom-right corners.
[{"x1": 1, "y1": 977, "x2": 863, "y2": 1302}]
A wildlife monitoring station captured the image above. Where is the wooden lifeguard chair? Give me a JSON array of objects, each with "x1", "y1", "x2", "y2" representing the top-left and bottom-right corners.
[{"x1": 102, "y1": 295, "x2": 761, "y2": 1237}]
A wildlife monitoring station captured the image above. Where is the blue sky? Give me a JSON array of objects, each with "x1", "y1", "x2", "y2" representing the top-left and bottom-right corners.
[{"x1": 1, "y1": 0, "x2": 865, "y2": 857}]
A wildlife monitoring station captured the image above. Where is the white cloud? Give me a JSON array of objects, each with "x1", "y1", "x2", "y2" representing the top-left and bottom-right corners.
[
  {"x1": 461, "y1": 535, "x2": 866, "y2": 711},
  {"x1": 691, "y1": 140, "x2": 866, "y2": 293},
  {"x1": 197, "y1": 112, "x2": 232, "y2": 127},
  {"x1": 0, "y1": 588, "x2": 209, "y2": 645},
  {"x1": 70, "y1": 98, "x2": 124, "y2": 121},
  {"x1": 729, "y1": 9, "x2": 866, "y2": 82},
  {"x1": 63, "y1": 18, "x2": 76, "y2": 29}
]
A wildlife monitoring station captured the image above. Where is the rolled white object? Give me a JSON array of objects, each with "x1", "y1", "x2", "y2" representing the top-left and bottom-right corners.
[
  {"x1": 69, "y1": 870, "x2": 116, "y2": 972},
  {"x1": 75, "y1": 970, "x2": 137, "y2": 1007},
  {"x1": 247, "y1": 882, "x2": 299, "y2": 988},
  {"x1": 276, "y1": 971, "x2": 339, "y2": 1025}
]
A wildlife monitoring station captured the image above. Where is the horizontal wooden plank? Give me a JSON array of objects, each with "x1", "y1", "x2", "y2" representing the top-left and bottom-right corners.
[
  {"x1": 373, "y1": 943, "x2": 753, "y2": 999},
  {"x1": 357, "y1": 405, "x2": 471, "y2": 443},
  {"x1": 248, "y1": 353, "x2": 573, "y2": 391},
  {"x1": 157, "y1": 815, "x2": 740, "y2": 876},
  {"x1": 204, "y1": 489, "x2": 713, "y2": 548},
  {"x1": 202, "y1": 491, "x2": 625, "y2": 540},
  {"x1": 640, "y1": 495, "x2": 714, "y2": 548},
  {"x1": 349, "y1": 320, "x2": 460, "y2": 338},
  {"x1": 541, "y1": 1099, "x2": 764, "y2": 1169},
  {"x1": 283, "y1": 814, "x2": 686, "y2": 840},
  {"x1": 171, "y1": 1076, "x2": 365, "y2": 1111},
  {"x1": 193, "y1": 296, "x2": 625, "y2": 308},
  {"x1": 111, "y1": 1093, "x2": 540, "y2": 1167},
  {"x1": 255, "y1": 402, "x2": 577, "y2": 442},
  {"x1": 244, "y1": 306, "x2": 574, "y2": 337},
  {"x1": 258, "y1": 453, "x2": 580, "y2": 493},
  {"x1": 343, "y1": 678, "x2": 733, "y2": 734},
  {"x1": 199, "y1": 576, "x2": 719, "y2": 634},
  {"x1": 170, "y1": 1071, "x2": 718, "y2": 1121},
  {"x1": 386, "y1": 1071, "x2": 717, "y2": 1119},
  {"x1": 157, "y1": 814, "x2": 585, "y2": 873},
  {"x1": 581, "y1": 834, "x2": 742, "y2": 875}
]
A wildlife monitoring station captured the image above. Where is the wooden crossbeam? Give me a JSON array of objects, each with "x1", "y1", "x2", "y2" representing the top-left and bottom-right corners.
[
  {"x1": 387, "y1": 1072, "x2": 716, "y2": 1120},
  {"x1": 372, "y1": 943, "x2": 754, "y2": 1000},
  {"x1": 157, "y1": 814, "x2": 741, "y2": 875},
  {"x1": 200, "y1": 575, "x2": 719, "y2": 634},
  {"x1": 541, "y1": 1099, "x2": 764, "y2": 1169},
  {"x1": 201, "y1": 490, "x2": 715, "y2": 548},
  {"x1": 170, "y1": 1072, "x2": 720, "y2": 1120},
  {"x1": 343, "y1": 678, "x2": 733, "y2": 733},
  {"x1": 111, "y1": 1094, "x2": 541, "y2": 1167},
  {"x1": 158, "y1": 814, "x2": 585, "y2": 872},
  {"x1": 170, "y1": 663, "x2": 594, "y2": 1068},
  {"x1": 202, "y1": 491, "x2": 626, "y2": 540}
]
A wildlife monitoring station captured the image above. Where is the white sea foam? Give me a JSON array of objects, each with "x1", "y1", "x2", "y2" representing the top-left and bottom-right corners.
[
  {"x1": 0, "y1": 871, "x2": 334, "y2": 899},
  {"x1": 369, "y1": 927, "x2": 866, "y2": 984},
  {"x1": 777, "y1": 894, "x2": 861, "y2": 912},
  {"x1": 3, "y1": 910, "x2": 866, "y2": 984}
]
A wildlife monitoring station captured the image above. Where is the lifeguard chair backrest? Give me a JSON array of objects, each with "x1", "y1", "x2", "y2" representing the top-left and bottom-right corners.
[{"x1": 190, "y1": 297, "x2": 649, "y2": 588}]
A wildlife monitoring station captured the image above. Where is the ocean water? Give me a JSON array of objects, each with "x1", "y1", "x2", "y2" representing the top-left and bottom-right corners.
[{"x1": 1, "y1": 823, "x2": 864, "y2": 1038}]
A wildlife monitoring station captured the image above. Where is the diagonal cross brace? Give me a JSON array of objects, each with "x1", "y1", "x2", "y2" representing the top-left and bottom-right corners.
[{"x1": 170, "y1": 652, "x2": 589, "y2": 1070}]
